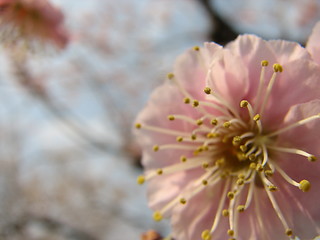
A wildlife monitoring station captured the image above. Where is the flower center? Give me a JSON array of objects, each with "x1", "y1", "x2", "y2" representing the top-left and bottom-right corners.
[{"x1": 135, "y1": 54, "x2": 319, "y2": 240}]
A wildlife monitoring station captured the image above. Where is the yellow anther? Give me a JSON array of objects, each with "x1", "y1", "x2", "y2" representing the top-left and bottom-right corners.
[
  {"x1": 135, "y1": 123, "x2": 141, "y2": 129},
  {"x1": 237, "y1": 205, "x2": 245, "y2": 212},
  {"x1": 167, "y1": 73, "x2": 175, "y2": 79},
  {"x1": 286, "y1": 229, "x2": 293, "y2": 236},
  {"x1": 176, "y1": 136, "x2": 183, "y2": 142},
  {"x1": 180, "y1": 198, "x2": 187, "y2": 204},
  {"x1": 299, "y1": 180, "x2": 311, "y2": 192},
  {"x1": 184, "y1": 97, "x2": 190, "y2": 104},
  {"x1": 211, "y1": 119, "x2": 218, "y2": 125},
  {"x1": 202, "y1": 179, "x2": 208, "y2": 185},
  {"x1": 201, "y1": 230, "x2": 211, "y2": 240},
  {"x1": 308, "y1": 155, "x2": 317, "y2": 162},
  {"x1": 223, "y1": 121, "x2": 231, "y2": 128},
  {"x1": 268, "y1": 185, "x2": 278, "y2": 191},
  {"x1": 193, "y1": 46, "x2": 200, "y2": 51},
  {"x1": 202, "y1": 162, "x2": 209, "y2": 169},
  {"x1": 215, "y1": 158, "x2": 225, "y2": 167},
  {"x1": 206, "y1": 133, "x2": 214, "y2": 138},
  {"x1": 156, "y1": 169, "x2": 163, "y2": 175},
  {"x1": 152, "y1": 211, "x2": 163, "y2": 222},
  {"x1": 233, "y1": 136, "x2": 242, "y2": 142},
  {"x1": 180, "y1": 156, "x2": 187, "y2": 162},
  {"x1": 220, "y1": 171, "x2": 230, "y2": 179},
  {"x1": 197, "y1": 146, "x2": 204, "y2": 152},
  {"x1": 227, "y1": 191, "x2": 234, "y2": 199},
  {"x1": 265, "y1": 170, "x2": 274, "y2": 177},
  {"x1": 273, "y1": 63, "x2": 283, "y2": 72},
  {"x1": 253, "y1": 114, "x2": 261, "y2": 121},
  {"x1": 240, "y1": 100, "x2": 249, "y2": 108},
  {"x1": 261, "y1": 60, "x2": 269, "y2": 66},
  {"x1": 196, "y1": 119, "x2": 203, "y2": 125},
  {"x1": 153, "y1": 145, "x2": 159, "y2": 152},
  {"x1": 249, "y1": 154, "x2": 256, "y2": 161},
  {"x1": 227, "y1": 229, "x2": 234, "y2": 236},
  {"x1": 237, "y1": 152, "x2": 247, "y2": 161},
  {"x1": 191, "y1": 134, "x2": 197, "y2": 140},
  {"x1": 233, "y1": 136, "x2": 242, "y2": 145},
  {"x1": 238, "y1": 173, "x2": 245, "y2": 179},
  {"x1": 256, "y1": 163, "x2": 263, "y2": 172},
  {"x1": 203, "y1": 87, "x2": 212, "y2": 94},
  {"x1": 192, "y1": 100, "x2": 199, "y2": 107},
  {"x1": 236, "y1": 179, "x2": 244, "y2": 186},
  {"x1": 240, "y1": 145, "x2": 247, "y2": 152},
  {"x1": 136, "y1": 175, "x2": 145, "y2": 185},
  {"x1": 249, "y1": 163, "x2": 256, "y2": 169},
  {"x1": 168, "y1": 115, "x2": 175, "y2": 121},
  {"x1": 222, "y1": 209, "x2": 229, "y2": 217}
]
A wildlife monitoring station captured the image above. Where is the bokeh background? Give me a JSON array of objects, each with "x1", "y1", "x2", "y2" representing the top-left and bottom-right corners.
[{"x1": 0, "y1": 0, "x2": 319, "y2": 239}]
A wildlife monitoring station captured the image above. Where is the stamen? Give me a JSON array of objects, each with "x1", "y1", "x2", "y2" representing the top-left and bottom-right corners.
[
  {"x1": 153, "y1": 211, "x2": 163, "y2": 221},
  {"x1": 167, "y1": 72, "x2": 192, "y2": 99},
  {"x1": 135, "y1": 123, "x2": 190, "y2": 137},
  {"x1": 207, "y1": 178, "x2": 230, "y2": 234},
  {"x1": 203, "y1": 87, "x2": 212, "y2": 94},
  {"x1": 193, "y1": 100, "x2": 200, "y2": 107},
  {"x1": 168, "y1": 115, "x2": 175, "y2": 121},
  {"x1": 136, "y1": 175, "x2": 145, "y2": 185},
  {"x1": 193, "y1": 46, "x2": 200, "y2": 51},
  {"x1": 184, "y1": 97, "x2": 190, "y2": 104},
  {"x1": 153, "y1": 145, "x2": 159, "y2": 152},
  {"x1": 145, "y1": 158, "x2": 220, "y2": 182},
  {"x1": 169, "y1": 114, "x2": 199, "y2": 125},
  {"x1": 201, "y1": 230, "x2": 211, "y2": 240},
  {"x1": 261, "y1": 144, "x2": 269, "y2": 166},
  {"x1": 254, "y1": 60, "x2": 269, "y2": 112},
  {"x1": 273, "y1": 163, "x2": 300, "y2": 188},
  {"x1": 167, "y1": 73, "x2": 175, "y2": 80},
  {"x1": 179, "y1": 198, "x2": 187, "y2": 204},
  {"x1": 260, "y1": 64, "x2": 283, "y2": 116},
  {"x1": 198, "y1": 100, "x2": 232, "y2": 116},
  {"x1": 240, "y1": 100, "x2": 254, "y2": 120},
  {"x1": 263, "y1": 181, "x2": 292, "y2": 236},
  {"x1": 267, "y1": 114, "x2": 320, "y2": 138},
  {"x1": 211, "y1": 119, "x2": 218, "y2": 125},
  {"x1": 206, "y1": 69, "x2": 241, "y2": 118},
  {"x1": 267, "y1": 145, "x2": 317, "y2": 161},
  {"x1": 253, "y1": 114, "x2": 263, "y2": 133},
  {"x1": 299, "y1": 180, "x2": 311, "y2": 192},
  {"x1": 243, "y1": 178, "x2": 255, "y2": 210}
]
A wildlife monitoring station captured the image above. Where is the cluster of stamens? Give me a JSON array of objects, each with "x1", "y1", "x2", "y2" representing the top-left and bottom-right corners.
[{"x1": 136, "y1": 51, "x2": 319, "y2": 240}]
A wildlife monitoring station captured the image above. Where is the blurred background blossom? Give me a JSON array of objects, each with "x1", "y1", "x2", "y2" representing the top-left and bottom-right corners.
[{"x1": 0, "y1": 0, "x2": 319, "y2": 239}]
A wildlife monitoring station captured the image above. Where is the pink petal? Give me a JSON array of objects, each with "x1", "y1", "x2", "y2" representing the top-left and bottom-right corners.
[
  {"x1": 262, "y1": 60, "x2": 320, "y2": 128},
  {"x1": 268, "y1": 39, "x2": 311, "y2": 63},
  {"x1": 171, "y1": 182, "x2": 227, "y2": 240},
  {"x1": 274, "y1": 100, "x2": 320, "y2": 238},
  {"x1": 174, "y1": 43, "x2": 222, "y2": 99},
  {"x1": 206, "y1": 48, "x2": 250, "y2": 109},
  {"x1": 306, "y1": 21, "x2": 320, "y2": 65}
]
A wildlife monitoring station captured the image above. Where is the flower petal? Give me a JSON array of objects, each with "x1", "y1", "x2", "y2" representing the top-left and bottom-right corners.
[
  {"x1": 174, "y1": 43, "x2": 222, "y2": 99},
  {"x1": 306, "y1": 21, "x2": 320, "y2": 65},
  {"x1": 262, "y1": 60, "x2": 320, "y2": 128},
  {"x1": 206, "y1": 48, "x2": 250, "y2": 109}
]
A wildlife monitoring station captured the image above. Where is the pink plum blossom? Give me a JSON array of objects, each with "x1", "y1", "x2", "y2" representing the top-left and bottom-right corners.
[
  {"x1": 0, "y1": 0, "x2": 68, "y2": 49},
  {"x1": 135, "y1": 23, "x2": 320, "y2": 240}
]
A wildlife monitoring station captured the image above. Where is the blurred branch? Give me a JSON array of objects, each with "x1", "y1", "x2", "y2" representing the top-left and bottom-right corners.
[{"x1": 198, "y1": 0, "x2": 238, "y2": 45}]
